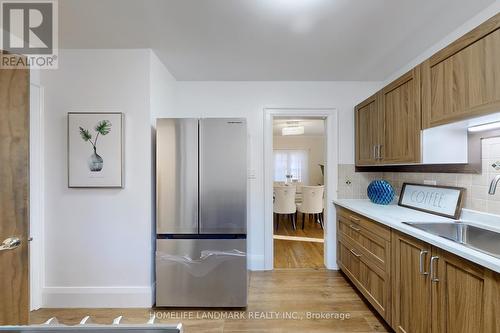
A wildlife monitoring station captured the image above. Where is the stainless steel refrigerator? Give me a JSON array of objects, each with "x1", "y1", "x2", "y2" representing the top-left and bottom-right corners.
[{"x1": 155, "y1": 118, "x2": 247, "y2": 307}]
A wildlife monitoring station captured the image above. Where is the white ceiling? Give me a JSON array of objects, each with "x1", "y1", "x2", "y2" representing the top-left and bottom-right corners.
[
  {"x1": 60, "y1": 0, "x2": 495, "y2": 81},
  {"x1": 273, "y1": 118, "x2": 325, "y2": 136}
]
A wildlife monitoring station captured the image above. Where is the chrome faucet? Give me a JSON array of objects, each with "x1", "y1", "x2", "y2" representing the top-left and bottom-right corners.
[{"x1": 488, "y1": 175, "x2": 500, "y2": 195}]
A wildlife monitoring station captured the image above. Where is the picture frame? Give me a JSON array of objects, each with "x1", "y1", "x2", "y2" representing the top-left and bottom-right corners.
[
  {"x1": 398, "y1": 183, "x2": 465, "y2": 219},
  {"x1": 68, "y1": 112, "x2": 124, "y2": 188}
]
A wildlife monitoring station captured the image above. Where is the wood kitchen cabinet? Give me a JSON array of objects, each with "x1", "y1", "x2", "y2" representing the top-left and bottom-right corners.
[
  {"x1": 421, "y1": 13, "x2": 500, "y2": 128},
  {"x1": 355, "y1": 69, "x2": 421, "y2": 166},
  {"x1": 391, "y1": 231, "x2": 432, "y2": 333},
  {"x1": 379, "y1": 68, "x2": 421, "y2": 164},
  {"x1": 391, "y1": 232, "x2": 500, "y2": 333},
  {"x1": 336, "y1": 206, "x2": 500, "y2": 333},
  {"x1": 337, "y1": 208, "x2": 392, "y2": 322},
  {"x1": 355, "y1": 94, "x2": 381, "y2": 165},
  {"x1": 354, "y1": 13, "x2": 500, "y2": 166},
  {"x1": 431, "y1": 247, "x2": 500, "y2": 333}
]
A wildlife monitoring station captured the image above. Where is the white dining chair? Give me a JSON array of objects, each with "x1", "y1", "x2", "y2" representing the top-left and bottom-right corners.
[
  {"x1": 273, "y1": 186, "x2": 297, "y2": 231},
  {"x1": 297, "y1": 185, "x2": 325, "y2": 230},
  {"x1": 294, "y1": 182, "x2": 304, "y2": 203}
]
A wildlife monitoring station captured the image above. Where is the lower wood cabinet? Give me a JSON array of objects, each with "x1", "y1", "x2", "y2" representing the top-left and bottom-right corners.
[
  {"x1": 336, "y1": 207, "x2": 500, "y2": 333},
  {"x1": 338, "y1": 236, "x2": 391, "y2": 321},
  {"x1": 391, "y1": 231, "x2": 500, "y2": 333},
  {"x1": 391, "y1": 231, "x2": 432, "y2": 333},
  {"x1": 337, "y1": 208, "x2": 391, "y2": 322},
  {"x1": 431, "y1": 247, "x2": 500, "y2": 333}
]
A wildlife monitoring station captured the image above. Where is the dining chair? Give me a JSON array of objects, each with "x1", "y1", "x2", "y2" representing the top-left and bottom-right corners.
[
  {"x1": 273, "y1": 186, "x2": 297, "y2": 231},
  {"x1": 297, "y1": 185, "x2": 325, "y2": 230},
  {"x1": 294, "y1": 182, "x2": 304, "y2": 203}
]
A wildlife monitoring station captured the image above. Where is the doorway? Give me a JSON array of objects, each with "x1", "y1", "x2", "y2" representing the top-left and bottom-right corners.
[
  {"x1": 263, "y1": 108, "x2": 338, "y2": 271},
  {"x1": 272, "y1": 118, "x2": 326, "y2": 268}
]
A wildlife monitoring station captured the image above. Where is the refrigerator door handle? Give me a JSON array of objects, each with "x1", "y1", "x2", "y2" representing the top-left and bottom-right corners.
[{"x1": 198, "y1": 119, "x2": 202, "y2": 234}]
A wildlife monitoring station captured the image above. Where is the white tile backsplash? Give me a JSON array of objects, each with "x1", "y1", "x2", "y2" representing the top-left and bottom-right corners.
[{"x1": 338, "y1": 137, "x2": 500, "y2": 214}]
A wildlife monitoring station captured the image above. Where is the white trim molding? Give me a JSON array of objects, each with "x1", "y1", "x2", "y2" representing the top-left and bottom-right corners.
[
  {"x1": 263, "y1": 108, "x2": 339, "y2": 270},
  {"x1": 29, "y1": 80, "x2": 45, "y2": 311},
  {"x1": 248, "y1": 254, "x2": 265, "y2": 271},
  {"x1": 42, "y1": 286, "x2": 154, "y2": 308}
]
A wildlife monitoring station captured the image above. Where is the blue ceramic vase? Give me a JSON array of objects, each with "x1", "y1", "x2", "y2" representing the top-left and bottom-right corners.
[{"x1": 367, "y1": 180, "x2": 395, "y2": 205}]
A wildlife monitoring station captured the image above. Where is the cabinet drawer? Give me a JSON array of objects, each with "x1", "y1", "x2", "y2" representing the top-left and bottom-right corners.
[
  {"x1": 337, "y1": 208, "x2": 391, "y2": 271},
  {"x1": 338, "y1": 208, "x2": 391, "y2": 241},
  {"x1": 338, "y1": 236, "x2": 391, "y2": 322}
]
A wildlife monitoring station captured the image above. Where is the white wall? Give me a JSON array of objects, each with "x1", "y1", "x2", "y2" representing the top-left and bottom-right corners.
[
  {"x1": 37, "y1": 49, "x2": 378, "y2": 305},
  {"x1": 150, "y1": 51, "x2": 177, "y2": 121},
  {"x1": 173, "y1": 82, "x2": 381, "y2": 269},
  {"x1": 273, "y1": 135, "x2": 325, "y2": 185},
  {"x1": 148, "y1": 51, "x2": 177, "y2": 293},
  {"x1": 40, "y1": 49, "x2": 175, "y2": 307}
]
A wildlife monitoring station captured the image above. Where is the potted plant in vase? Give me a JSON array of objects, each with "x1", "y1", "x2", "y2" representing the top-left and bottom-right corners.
[{"x1": 79, "y1": 120, "x2": 112, "y2": 172}]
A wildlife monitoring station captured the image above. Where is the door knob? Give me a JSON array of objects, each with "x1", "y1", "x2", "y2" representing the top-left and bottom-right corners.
[{"x1": 0, "y1": 237, "x2": 21, "y2": 251}]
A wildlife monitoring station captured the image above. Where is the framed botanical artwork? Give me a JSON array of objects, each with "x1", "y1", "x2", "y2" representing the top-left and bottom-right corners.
[
  {"x1": 68, "y1": 112, "x2": 124, "y2": 188},
  {"x1": 398, "y1": 183, "x2": 465, "y2": 219}
]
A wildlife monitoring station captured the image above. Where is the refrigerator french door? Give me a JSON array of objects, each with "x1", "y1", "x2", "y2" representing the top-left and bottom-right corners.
[
  {"x1": 199, "y1": 118, "x2": 247, "y2": 234},
  {"x1": 155, "y1": 118, "x2": 247, "y2": 307}
]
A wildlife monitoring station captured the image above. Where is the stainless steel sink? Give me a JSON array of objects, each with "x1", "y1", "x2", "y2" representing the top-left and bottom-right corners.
[{"x1": 403, "y1": 222, "x2": 500, "y2": 259}]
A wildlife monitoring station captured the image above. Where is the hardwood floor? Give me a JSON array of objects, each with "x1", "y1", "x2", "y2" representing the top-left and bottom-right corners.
[
  {"x1": 274, "y1": 213, "x2": 324, "y2": 239},
  {"x1": 274, "y1": 240, "x2": 324, "y2": 269},
  {"x1": 30, "y1": 270, "x2": 390, "y2": 332},
  {"x1": 273, "y1": 213, "x2": 325, "y2": 269}
]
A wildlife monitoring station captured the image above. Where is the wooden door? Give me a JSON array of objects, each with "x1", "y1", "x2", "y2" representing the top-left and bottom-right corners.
[
  {"x1": 379, "y1": 68, "x2": 421, "y2": 164},
  {"x1": 431, "y1": 248, "x2": 500, "y2": 333},
  {"x1": 355, "y1": 94, "x2": 381, "y2": 165},
  {"x1": 391, "y1": 231, "x2": 432, "y2": 333},
  {"x1": 422, "y1": 13, "x2": 500, "y2": 128},
  {"x1": 0, "y1": 59, "x2": 30, "y2": 324}
]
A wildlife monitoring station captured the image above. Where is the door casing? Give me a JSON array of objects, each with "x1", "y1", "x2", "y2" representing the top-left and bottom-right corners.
[{"x1": 263, "y1": 108, "x2": 338, "y2": 270}]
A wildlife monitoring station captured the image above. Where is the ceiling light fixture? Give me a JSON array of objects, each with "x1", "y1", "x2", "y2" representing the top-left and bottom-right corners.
[
  {"x1": 265, "y1": 0, "x2": 323, "y2": 11},
  {"x1": 468, "y1": 121, "x2": 500, "y2": 133},
  {"x1": 282, "y1": 125, "x2": 305, "y2": 136}
]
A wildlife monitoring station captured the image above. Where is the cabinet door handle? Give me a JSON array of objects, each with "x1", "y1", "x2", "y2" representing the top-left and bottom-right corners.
[
  {"x1": 350, "y1": 249, "x2": 362, "y2": 257},
  {"x1": 348, "y1": 215, "x2": 360, "y2": 222},
  {"x1": 430, "y1": 256, "x2": 439, "y2": 282},
  {"x1": 419, "y1": 250, "x2": 428, "y2": 275},
  {"x1": 349, "y1": 224, "x2": 361, "y2": 232}
]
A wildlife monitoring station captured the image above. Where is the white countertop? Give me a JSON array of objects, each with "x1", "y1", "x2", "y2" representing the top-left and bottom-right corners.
[{"x1": 333, "y1": 199, "x2": 500, "y2": 274}]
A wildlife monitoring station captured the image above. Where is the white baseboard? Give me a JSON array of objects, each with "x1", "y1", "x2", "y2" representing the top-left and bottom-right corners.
[{"x1": 42, "y1": 286, "x2": 153, "y2": 308}]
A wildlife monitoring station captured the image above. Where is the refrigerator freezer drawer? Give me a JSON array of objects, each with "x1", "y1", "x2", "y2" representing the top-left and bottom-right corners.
[{"x1": 156, "y1": 239, "x2": 247, "y2": 307}]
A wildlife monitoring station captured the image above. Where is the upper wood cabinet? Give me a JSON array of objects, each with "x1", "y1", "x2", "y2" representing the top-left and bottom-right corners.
[
  {"x1": 355, "y1": 13, "x2": 500, "y2": 166},
  {"x1": 355, "y1": 69, "x2": 421, "y2": 166},
  {"x1": 355, "y1": 94, "x2": 381, "y2": 165},
  {"x1": 379, "y1": 68, "x2": 421, "y2": 164},
  {"x1": 422, "y1": 13, "x2": 500, "y2": 128}
]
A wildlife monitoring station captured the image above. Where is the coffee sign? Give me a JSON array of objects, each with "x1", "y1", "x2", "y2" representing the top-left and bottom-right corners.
[{"x1": 398, "y1": 183, "x2": 465, "y2": 219}]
